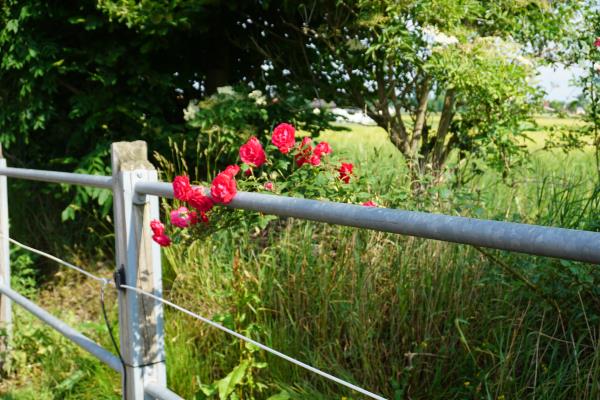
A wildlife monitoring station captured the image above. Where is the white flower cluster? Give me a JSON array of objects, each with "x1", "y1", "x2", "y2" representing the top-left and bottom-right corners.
[
  {"x1": 422, "y1": 25, "x2": 459, "y2": 47},
  {"x1": 183, "y1": 101, "x2": 199, "y2": 122},
  {"x1": 260, "y1": 60, "x2": 274, "y2": 72},
  {"x1": 248, "y1": 89, "x2": 267, "y2": 106},
  {"x1": 216, "y1": 86, "x2": 235, "y2": 95},
  {"x1": 476, "y1": 37, "x2": 534, "y2": 68}
]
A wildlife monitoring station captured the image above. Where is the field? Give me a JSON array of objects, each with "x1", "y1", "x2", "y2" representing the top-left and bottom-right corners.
[{"x1": 2, "y1": 117, "x2": 600, "y2": 400}]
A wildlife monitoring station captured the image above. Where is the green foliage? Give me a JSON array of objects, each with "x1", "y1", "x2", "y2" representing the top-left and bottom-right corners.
[
  {"x1": 542, "y1": 2, "x2": 600, "y2": 182},
  {"x1": 9, "y1": 247, "x2": 38, "y2": 298},
  {"x1": 182, "y1": 86, "x2": 335, "y2": 180},
  {"x1": 3, "y1": 122, "x2": 600, "y2": 399},
  {"x1": 243, "y1": 0, "x2": 579, "y2": 177}
]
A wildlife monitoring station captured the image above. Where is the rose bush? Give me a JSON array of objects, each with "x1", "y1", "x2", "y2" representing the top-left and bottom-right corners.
[{"x1": 151, "y1": 122, "x2": 380, "y2": 247}]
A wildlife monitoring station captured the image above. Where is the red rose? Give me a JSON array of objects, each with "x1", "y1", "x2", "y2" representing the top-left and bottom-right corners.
[
  {"x1": 595, "y1": 37, "x2": 600, "y2": 48},
  {"x1": 338, "y1": 162, "x2": 353, "y2": 183},
  {"x1": 150, "y1": 219, "x2": 165, "y2": 236},
  {"x1": 189, "y1": 211, "x2": 199, "y2": 225},
  {"x1": 152, "y1": 234, "x2": 171, "y2": 247},
  {"x1": 200, "y1": 211, "x2": 209, "y2": 224},
  {"x1": 240, "y1": 136, "x2": 266, "y2": 167},
  {"x1": 295, "y1": 137, "x2": 313, "y2": 166},
  {"x1": 188, "y1": 187, "x2": 214, "y2": 212},
  {"x1": 264, "y1": 181, "x2": 274, "y2": 191},
  {"x1": 244, "y1": 168, "x2": 252, "y2": 176},
  {"x1": 309, "y1": 154, "x2": 321, "y2": 166},
  {"x1": 211, "y1": 171, "x2": 237, "y2": 204},
  {"x1": 173, "y1": 175, "x2": 192, "y2": 201},
  {"x1": 362, "y1": 200, "x2": 377, "y2": 207},
  {"x1": 272, "y1": 123, "x2": 296, "y2": 153},
  {"x1": 314, "y1": 142, "x2": 332, "y2": 157},
  {"x1": 223, "y1": 165, "x2": 240, "y2": 178}
]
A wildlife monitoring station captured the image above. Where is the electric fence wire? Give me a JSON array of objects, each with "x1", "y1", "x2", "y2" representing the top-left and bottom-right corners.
[
  {"x1": 1, "y1": 234, "x2": 112, "y2": 284},
  {"x1": 2, "y1": 234, "x2": 165, "y2": 396},
  {"x1": 121, "y1": 284, "x2": 388, "y2": 400},
  {"x1": 2, "y1": 234, "x2": 388, "y2": 400}
]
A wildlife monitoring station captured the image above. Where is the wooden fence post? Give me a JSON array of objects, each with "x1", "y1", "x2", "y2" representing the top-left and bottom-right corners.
[
  {"x1": 111, "y1": 141, "x2": 167, "y2": 399},
  {"x1": 0, "y1": 147, "x2": 10, "y2": 366}
]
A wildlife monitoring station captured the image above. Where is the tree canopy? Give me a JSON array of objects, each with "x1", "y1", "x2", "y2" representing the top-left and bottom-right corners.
[
  {"x1": 0, "y1": 0, "x2": 582, "y2": 181},
  {"x1": 243, "y1": 0, "x2": 581, "y2": 178}
]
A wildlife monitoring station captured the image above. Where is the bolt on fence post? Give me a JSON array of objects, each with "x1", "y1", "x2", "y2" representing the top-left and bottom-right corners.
[
  {"x1": 112, "y1": 141, "x2": 167, "y2": 399},
  {"x1": 0, "y1": 146, "x2": 10, "y2": 368}
]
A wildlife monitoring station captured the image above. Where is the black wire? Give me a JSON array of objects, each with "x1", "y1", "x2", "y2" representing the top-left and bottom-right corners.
[
  {"x1": 100, "y1": 282, "x2": 165, "y2": 396},
  {"x1": 100, "y1": 282, "x2": 128, "y2": 395}
]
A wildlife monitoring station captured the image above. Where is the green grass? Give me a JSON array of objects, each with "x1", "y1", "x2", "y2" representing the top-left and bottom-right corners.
[{"x1": 2, "y1": 117, "x2": 600, "y2": 399}]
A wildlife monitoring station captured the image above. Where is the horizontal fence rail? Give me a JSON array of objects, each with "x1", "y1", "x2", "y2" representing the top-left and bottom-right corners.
[
  {"x1": 0, "y1": 167, "x2": 112, "y2": 189},
  {"x1": 0, "y1": 284, "x2": 122, "y2": 373},
  {"x1": 1, "y1": 154, "x2": 600, "y2": 400},
  {"x1": 135, "y1": 181, "x2": 600, "y2": 265}
]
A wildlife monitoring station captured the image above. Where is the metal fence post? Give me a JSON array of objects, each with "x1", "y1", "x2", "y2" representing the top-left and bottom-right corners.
[
  {"x1": 0, "y1": 147, "x2": 10, "y2": 366},
  {"x1": 112, "y1": 141, "x2": 167, "y2": 399}
]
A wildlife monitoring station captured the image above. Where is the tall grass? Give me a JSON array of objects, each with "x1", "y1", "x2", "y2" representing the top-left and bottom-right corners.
[
  {"x1": 2, "y1": 120, "x2": 599, "y2": 399},
  {"x1": 155, "y1": 125, "x2": 600, "y2": 398}
]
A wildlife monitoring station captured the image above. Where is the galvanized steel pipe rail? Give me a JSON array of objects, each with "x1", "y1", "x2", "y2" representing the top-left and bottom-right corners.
[
  {"x1": 0, "y1": 165, "x2": 596, "y2": 265},
  {"x1": 135, "y1": 181, "x2": 600, "y2": 265},
  {"x1": 0, "y1": 284, "x2": 123, "y2": 373},
  {"x1": 0, "y1": 167, "x2": 113, "y2": 189},
  {"x1": 0, "y1": 158, "x2": 599, "y2": 400}
]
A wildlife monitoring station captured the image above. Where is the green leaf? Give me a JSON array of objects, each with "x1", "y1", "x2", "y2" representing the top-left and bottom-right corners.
[
  {"x1": 61, "y1": 205, "x2": 76, "y2": 221},
  {"x1": 266, "y1": 390, "x2": 291, "y2": 400},
  {"x1": 216, "y1": 360, "x2": 250, "y2": 400}
]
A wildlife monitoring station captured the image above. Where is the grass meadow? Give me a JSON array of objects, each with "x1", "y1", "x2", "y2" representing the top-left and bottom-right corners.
[{"x1": 2, "y1": 117, "x2": 600, "y2": 400}]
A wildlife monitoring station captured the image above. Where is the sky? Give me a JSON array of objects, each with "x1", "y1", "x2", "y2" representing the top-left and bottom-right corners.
[{"x1": 536, "y1": 64, "x2": 584, "y2": 101}]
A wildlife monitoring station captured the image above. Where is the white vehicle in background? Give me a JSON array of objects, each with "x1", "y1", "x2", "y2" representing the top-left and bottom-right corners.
[{"x1": 331, "y1": 107, "x2": 377, "y2": 125}]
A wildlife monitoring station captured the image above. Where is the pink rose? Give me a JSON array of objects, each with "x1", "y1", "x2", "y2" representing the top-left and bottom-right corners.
[
  {"x1": 150, "y1": 219, "x2": 165, "y2": 236},
  {"x1": 362, "y1": 201, "x2": 377, "y2": 207},
  {"x1": 272, "y1": 123, "x2": 296, "y2": 153},
  {"x1": 170, "y1": 206, "x2": 193, "y2": 228},
  {"x1": 239, "y1": 136, "x2": 266, "y2": 167},
  {"x1": 173, "y1": 175, "x2": 192, "y2": 201},
  {"x1": 309, "y1": 154, "x2": 321, "y2": 166},
  {"x1": 338, "y1": 162, "x2": 353, "y2": 183},
  {"x1": 264, "y1": 181, "x2": 274, "y2": 191},
  {"x1": 211, "y1": 170, "x2": 237, "y2": 204},
  {"x1": 595, "y1": 37, "x2": 600, "y2": 48},
  {"x1": 314, "y1": 142, "x2": 332, "y2": 157},
  {"x1": 223, "y1": 165, "x2": 240, "y2": 178},
  {"x1": 152, "y1": 234, "x2": 171, "y2": 247},
  {"x1": 188, "y1": 187, "x2": 214, "y2": 212}
]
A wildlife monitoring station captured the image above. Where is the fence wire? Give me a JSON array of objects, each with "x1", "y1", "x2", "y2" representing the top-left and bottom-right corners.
[
  {"x1": 3, "y1": 234, "x2": 388, "y2": 400},
  {"x1": 1, "y1": 234, "x2": 112, "y2": 285},
  {"x1": 120, "y1": 284, "x2": 387, "y2": 400}
]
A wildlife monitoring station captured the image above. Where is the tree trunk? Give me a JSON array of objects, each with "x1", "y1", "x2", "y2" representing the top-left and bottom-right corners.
[
  {"x1": 432, "y1": 89, "x2": 456, "y2": 170},
  {"x1": 410, "y1": 77, "x2": 431, "y2": 156}
]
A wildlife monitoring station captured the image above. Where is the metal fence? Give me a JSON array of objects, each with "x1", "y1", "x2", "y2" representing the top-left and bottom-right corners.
[{"x1": 0, "y1": 140, "x2": 598, "y2": 400}]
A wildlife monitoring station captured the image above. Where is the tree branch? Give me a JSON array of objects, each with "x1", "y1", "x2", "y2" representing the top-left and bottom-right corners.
[
  {"x1": 410, "y1": 76, "x2": 431, "y2": 156},
  {"x1": 432, "y1": 89, "x2": 456, "y2": 169}
]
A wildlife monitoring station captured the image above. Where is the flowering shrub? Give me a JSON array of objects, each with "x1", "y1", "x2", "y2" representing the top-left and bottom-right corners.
[
  {"x1": 182, "y1": 85, "x2": 336, "y2": 178},
  {"x1": 151, "y1": 122, "x2": 378, "y2": 246}
]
